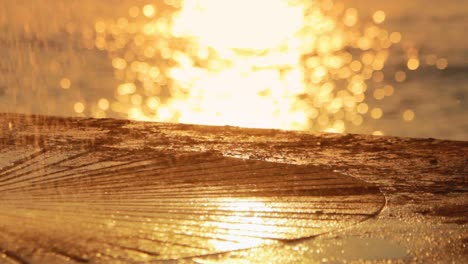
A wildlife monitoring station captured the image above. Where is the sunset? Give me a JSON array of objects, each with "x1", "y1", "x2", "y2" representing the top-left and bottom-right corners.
[{"x1": 0, "y1": 0, "x2": 466, "y2": 263}]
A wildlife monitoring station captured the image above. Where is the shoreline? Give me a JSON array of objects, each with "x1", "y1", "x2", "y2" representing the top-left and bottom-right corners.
[{"x1": 0, "y1": 113, "x2": 466, "y2": 262}]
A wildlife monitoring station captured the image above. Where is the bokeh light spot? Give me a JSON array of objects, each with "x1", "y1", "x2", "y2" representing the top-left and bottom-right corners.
[
  {"x1": 403, "y1": 109, "x2": 415, "y2": 121},
  {"x1": 74, "y1": 102, "x2": 85, "y2": 113}
]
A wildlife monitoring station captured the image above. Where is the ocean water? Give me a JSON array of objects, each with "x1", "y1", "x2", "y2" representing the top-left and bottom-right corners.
[
  {"x1": 346, "y1": 0, "x2": 468, "y2": 140},
  {"x1": 0, "y1": 0, "x2": 466, "y2": 140}
]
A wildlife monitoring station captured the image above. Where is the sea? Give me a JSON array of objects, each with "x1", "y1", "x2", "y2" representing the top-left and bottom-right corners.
[{"x1": 0, "y1": 0, "x2": 466, "y2": 140}]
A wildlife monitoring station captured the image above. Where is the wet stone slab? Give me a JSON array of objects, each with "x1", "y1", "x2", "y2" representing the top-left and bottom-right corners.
[{"x1": 0, "y1": 113, "x2": 466, "y2": 263}]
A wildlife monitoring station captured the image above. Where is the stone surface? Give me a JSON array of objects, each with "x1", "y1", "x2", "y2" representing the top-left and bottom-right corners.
[{"x1": 0, "y1": 113, "x2": 466, "y2": 263}]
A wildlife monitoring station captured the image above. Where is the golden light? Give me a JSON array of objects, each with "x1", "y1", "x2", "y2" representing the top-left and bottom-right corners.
[
  {"x1": 93, "y1": 0, "x2": 406, "y2": 133},
  {"x1": 370, "y1": 107, "x2": 383, "y2": 119},
  {"x1": 207, "y1": 199, "x2": 276, "y2": 251},
  {"x1": 407, "y1": 58, "x2": 420, "y2": 70},
  {"x1": 373, "y1": 10, "x2": 386, "y2": 24},
  {"x1": 403, "y1": 109, "x2": 415, "y2": 121},
  {"x1": 372, "y1": 130, "x2": 384, "y2": 136},
  {"x1": 163, "y1": 0, "x2": 307, "y2": 129},
  {"x1": 94, "y1": 21, "x2": 106, "y2": 33},
  {"x1": 389, "y1": 32, "x2": 402, "y2": 43},
  {"x1": 172, "y1": 0, "x2": 303, "y2": 50},
  {"x1": 373, "y1": 88, "x2": 386, "y2": 100},
  {"x1": 343, "y1": 8, "x2": 358, "y2": 27},
  {"x1": 373, "y1": 71, "x2": 385, "y2": 83},
  {"x1": 383, "y1": 85, "x2": 394, "y2": 96},
  {"x1": 395, "y1": 71, "x2": 407, "y2": 82},
  {"x1": 74, "y1": 102, "x2": 85, "y2": 113},
  {"x1": 59, "y1": 78, "x2": 71, "y2": 89},
  {"x1": 112, "y1": 58, "x2": 127, "y2": 70},
  {"x1": 357, "y1": 103, "x2": 369, "y2": 114},
  {"x1": 142, "y1": 4, "x2": 156, "y2": 18},
  {"x1": 98, "y1": 98, "x2": 110, "y2": 111},
  {"x1": 436, "y1": 58, "x2": 448, "y2": 70}
]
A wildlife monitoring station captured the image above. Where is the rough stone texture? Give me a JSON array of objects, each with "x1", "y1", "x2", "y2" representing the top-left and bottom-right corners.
[{"x1": 0, "y1": 113, "x2": 467, "y2": 263}]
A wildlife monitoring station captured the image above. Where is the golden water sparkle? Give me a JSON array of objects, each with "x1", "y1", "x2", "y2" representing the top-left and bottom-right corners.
[{"x1": 90, "y1": 0, "x2": 449, "y2": 132}]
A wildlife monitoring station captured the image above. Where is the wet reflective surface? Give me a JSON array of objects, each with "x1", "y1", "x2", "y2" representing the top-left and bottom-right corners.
[
  {"x1": 0, "y1": 0, "x2": 467, "y2": 140},
  {"x1": 1, "y1": 114, "x2": 467, "y2": 263},
  {"x1": 0, "y1": 115, "x2": 384, "y2": 262}
]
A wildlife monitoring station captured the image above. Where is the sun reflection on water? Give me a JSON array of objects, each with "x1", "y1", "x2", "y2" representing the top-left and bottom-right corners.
[
  {"x1": 206, "y1": 199, "x2": 276, "y2": 251},
  {"x1": 89, "y1": 0, "x2": 446, "y2": 133}
]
